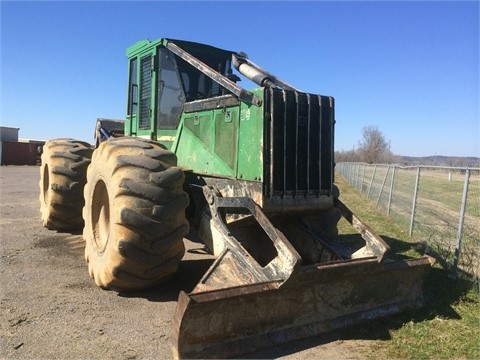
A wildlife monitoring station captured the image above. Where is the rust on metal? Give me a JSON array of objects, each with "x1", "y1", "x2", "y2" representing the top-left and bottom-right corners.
[
  {"x1": 173, "y1": 256, "x2": 433, "y2": 359},
  {"x1": 171, "y1": 187, "x2": 434, "y2": 359}
]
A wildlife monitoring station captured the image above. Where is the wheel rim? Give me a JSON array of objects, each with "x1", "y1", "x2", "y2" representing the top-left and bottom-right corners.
[{"x1": 91, "y1": 179, "x2": 110, "y2": 253}]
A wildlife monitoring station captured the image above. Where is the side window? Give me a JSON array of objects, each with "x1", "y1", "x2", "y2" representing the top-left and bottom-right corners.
[
  {"x1": 127, "y1": 58, "x2": 138, "y2": 116},
  {"x1": 157, "y1": 49, "x2": 185, "y2": 129},
  {"x1": 175, "y1": 57, "x2": 217, "y2": 101}
]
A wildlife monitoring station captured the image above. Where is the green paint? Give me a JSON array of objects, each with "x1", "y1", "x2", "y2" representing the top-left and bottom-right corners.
[{"x1": 125, "y1": 38, "x2": 265, "y2": 181}]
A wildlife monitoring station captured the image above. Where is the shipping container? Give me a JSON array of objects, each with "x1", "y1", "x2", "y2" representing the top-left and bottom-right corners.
[{"x1": 1, "y1": 141, "x2": 38, "y2": 165}]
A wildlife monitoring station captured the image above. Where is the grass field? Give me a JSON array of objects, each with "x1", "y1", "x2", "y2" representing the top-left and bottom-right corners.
[{"x1": 335, "y1": 176, "x2": 479, "y2": 359}]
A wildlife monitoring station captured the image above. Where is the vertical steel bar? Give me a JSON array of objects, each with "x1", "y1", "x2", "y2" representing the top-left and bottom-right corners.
[
  {"x1": 282, "y1": 90, "x2": 287, "y2": 196},
  {"x1": 294, "y1": 92, "x2": 299, "y2": 195},
  {"x1": 318, "y1": 95, "x2": 322, "y2": 190},
  {"x1": 269, "y1": 89, "x2": 275, "y2": 198},
  {"x1": 451, "y1": 168, "x2": 470, "y2": 279},
  {"x1": 306, "y1": 94, "x2": 311, "y2": 192},
  {"x1": 409, "y1": 167, "x2": 421, "y2": 237}
]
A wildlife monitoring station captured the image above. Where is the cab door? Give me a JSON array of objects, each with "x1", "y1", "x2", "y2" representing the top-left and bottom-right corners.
[{"x1": 126, "y1": 51, "x2": 156, "y2": 139}]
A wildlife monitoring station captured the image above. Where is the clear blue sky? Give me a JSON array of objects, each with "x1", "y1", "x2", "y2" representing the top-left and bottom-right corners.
[{"x1": 1, "y1": 0, "x2": 479, "y2": 157}]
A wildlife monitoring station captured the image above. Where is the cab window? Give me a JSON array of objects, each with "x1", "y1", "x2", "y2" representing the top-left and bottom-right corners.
[{"x1": 157, "y1": 48, "x2": 186, "y2": 129}]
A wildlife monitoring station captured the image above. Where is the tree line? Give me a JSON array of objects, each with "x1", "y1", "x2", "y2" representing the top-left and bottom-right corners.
[{"x1": 335, "y1": 126, "x2": 479, "y2": 167}]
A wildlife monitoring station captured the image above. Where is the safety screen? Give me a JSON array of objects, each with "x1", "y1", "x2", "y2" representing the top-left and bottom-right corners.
[{"x1": 139, "y1": 55, "x2": 152, "y2": 130}]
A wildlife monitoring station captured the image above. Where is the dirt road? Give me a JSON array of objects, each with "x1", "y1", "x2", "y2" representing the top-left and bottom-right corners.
[{"x1": 1, "y1": 166, "x2": 375, "y2": 359}]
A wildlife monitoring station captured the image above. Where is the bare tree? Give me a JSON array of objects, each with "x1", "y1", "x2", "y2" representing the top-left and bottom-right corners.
[
  {"x1": 335, "y1": 149, "x2": 360, "y2": 162},
  {"x1": 358, "y1": 126, "x2": 389, "y2": 164}
]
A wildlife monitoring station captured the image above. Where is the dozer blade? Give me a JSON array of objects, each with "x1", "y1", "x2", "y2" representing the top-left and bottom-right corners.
[
  {"x1": 173, "y1": 257, "x2": 433, "y2": 359},
  {"x1": 172, "y1": 188, "x2": 435, "y2": 359}
]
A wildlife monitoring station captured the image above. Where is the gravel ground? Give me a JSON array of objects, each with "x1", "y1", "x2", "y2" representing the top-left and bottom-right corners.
[{"x1": 0, "y1": 166, "x2": 376, "y2": 359}]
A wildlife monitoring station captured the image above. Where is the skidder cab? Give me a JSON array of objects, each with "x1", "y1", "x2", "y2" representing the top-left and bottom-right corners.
[{"x1": 39, "y1": 38, "x2": 434, "y2": 359}]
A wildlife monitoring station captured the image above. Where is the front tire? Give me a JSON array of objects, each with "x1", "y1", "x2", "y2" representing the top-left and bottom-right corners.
[
  {"x1": 39, "y1": 138, "x2": 93, "y2": 231},
  {"x1": 83, "y1": 138, "x2": 189, "y2": 291}
]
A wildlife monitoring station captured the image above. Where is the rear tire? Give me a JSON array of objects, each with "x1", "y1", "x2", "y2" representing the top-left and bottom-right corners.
[
  {"x1": 83, "y1": 138, "x2": 189, "y2": 291},
  {"x1": 39, "y1": 138, "x2": 93, "y2": 231}
]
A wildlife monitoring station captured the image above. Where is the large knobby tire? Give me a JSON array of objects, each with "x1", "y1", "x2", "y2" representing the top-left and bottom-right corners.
[
  {"x1": 39, "y1": 138, "x2": 93, "y2": 231},
  {"x1": 83, "y1": 138, "x2": 189, "y2": 291}
]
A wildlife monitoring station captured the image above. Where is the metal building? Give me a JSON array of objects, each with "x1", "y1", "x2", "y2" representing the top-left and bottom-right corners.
[
  {"x1": 0, "y1": 126, "x2": 20, "y2": 142},
  {"x1": 1, "y1": 126, "x2": 42, "y2": 165}
]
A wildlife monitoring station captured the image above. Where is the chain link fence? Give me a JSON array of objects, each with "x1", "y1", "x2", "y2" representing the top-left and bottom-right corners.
[{"x1": 336, "y1": 163, "x2": 480, "y2": 278}]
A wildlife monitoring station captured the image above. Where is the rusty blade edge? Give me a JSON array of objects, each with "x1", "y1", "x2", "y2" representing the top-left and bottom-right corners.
[
  {"x1": 175, "y1": 299, "x2": 423, "y2": 359},
  {"x1": 171, "y1": 256, "x2": 434, "y2": 359},
  {"x1": 190, "y1": 280, "x2": 283, "y2": 302}
]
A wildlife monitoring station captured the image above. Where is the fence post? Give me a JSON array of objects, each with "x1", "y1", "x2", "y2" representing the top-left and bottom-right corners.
[
  {"x1": 450, "y1": 168, "x2": 471, "y2": 279},
  {"x1": 367, "y1": 165, "x2": 377, "y2": 199},
  {"x1": 387, "y1": 166, "x2": 396, "y2": 216},
  {"x1": 409, "y1": 166, "x2": 421, "y2": 237},
  {"x1": 377, "y1": 166, "x2": 390, "y2": 205}
]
